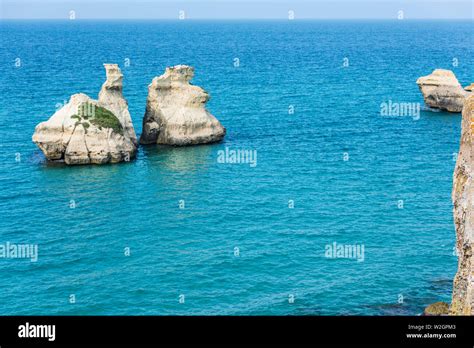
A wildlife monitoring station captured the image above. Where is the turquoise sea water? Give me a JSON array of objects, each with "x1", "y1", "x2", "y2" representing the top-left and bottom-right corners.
[{"x1": 0, "y1": 20, "x2": 473, "y2": 315}]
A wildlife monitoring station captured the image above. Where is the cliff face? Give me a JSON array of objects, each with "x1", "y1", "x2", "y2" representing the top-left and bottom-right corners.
[
  {"x1": 451, "y1": 94, "x2": 474, "y2": 315},
  {"x1": 32, "y1": 64, "x2": 137, "y2": 165},
  {"x1": 140, "y1": 65, "x2": 226, "y2": 146}
]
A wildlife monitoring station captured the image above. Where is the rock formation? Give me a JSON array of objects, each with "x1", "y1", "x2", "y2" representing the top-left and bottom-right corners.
[
  {"x1": 32, "y1": 64, "x2": 137, "y2": 165},
  {"x1": 423, "y1": 302, "x2": 449, "y2": 316},
  {"x1": 416, "y1": 69, "x2": 471, "y2": 113},
  {"x1": 465, "y1": 83, "x2": 474, "y2": 92},
  {"x1": 140, "y1": 65, "x2": 226, "y2": 146},
  {"x1": 451, "y1": 94, "x2": 474, "y2": 315}
]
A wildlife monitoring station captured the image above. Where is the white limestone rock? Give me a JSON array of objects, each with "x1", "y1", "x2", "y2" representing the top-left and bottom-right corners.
[
  {"x1": 99, "y1": 63, "x2": 137, "y2": 143},
  {"x1": 140, "y1": 65, "x2": 226, "y2": 146},
  {"x1": 416, "y1": 69, "x2": 471, "y2": 113},
  {"x1": 451, "y1": 94, "x2": 474, "y2": 315},
  {"x1": 32, "y1": 64, "x2": 137, "y2": 165}
]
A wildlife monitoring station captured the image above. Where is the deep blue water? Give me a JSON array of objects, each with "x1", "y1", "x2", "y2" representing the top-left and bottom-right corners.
[{"x1": 0, "y1": 20, "x2": 472, "y2": 315}]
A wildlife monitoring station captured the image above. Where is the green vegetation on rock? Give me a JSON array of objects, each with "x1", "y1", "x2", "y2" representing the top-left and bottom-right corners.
[
  {"x1": 71, "y1": 103, "x2": 124, "y2": 135},
  {"x1": 90, "y1": 105, "x2": 123, "y2": 135}
]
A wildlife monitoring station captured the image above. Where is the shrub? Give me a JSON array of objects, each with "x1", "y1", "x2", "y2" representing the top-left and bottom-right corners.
[
  {"x1": 71, "y1": 104, "x2": 124, "y2": 136},
  {"x1": 89, "y1": 106, "x2": 124, "y2": 136}
]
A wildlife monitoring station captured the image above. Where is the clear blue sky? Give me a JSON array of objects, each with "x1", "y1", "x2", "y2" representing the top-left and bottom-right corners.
[{"x1": 0, "y1": 0, "x2": 472, "y2": 19}]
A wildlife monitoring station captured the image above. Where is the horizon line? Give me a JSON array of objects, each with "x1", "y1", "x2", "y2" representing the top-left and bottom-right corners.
[{"x1": 1, "y1": 18, "x2": 473, "y2": 21}]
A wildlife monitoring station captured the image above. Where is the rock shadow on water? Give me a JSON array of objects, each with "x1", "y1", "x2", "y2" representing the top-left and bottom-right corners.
[
  {"x1": 140, "y1": 143, "x2": 216, "y2": 173},
  {"x1": 35, "y1": 149, "x2": 138, "y2": 198},
  {"x1": 428, "y1": 278, "x2": 453, "y2": 293},
  {"x1": 362, "y1": 280, "x2": 452, "y2": 316},
  {"x1": 362, "y1": 302, "x2": 416, "y2": 316},
  {"x1": 291, "y1": 307, "x2": 323, "y2": 316},
  {"x1": 421, "y1": 106, "x2": 442, "y2": 113}
]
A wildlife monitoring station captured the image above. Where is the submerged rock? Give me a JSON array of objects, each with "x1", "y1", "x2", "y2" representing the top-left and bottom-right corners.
[
  {"x1": 140, "y1": 65, "x2": 226, "y2": 146},
  {"x1": 32, "y1": 64, "x2": 137, "y2": 165},
  {"x1": 423, "y1": 302, "x2": 449, "y2": 316},
  {"x1": 416, "y1": 69, "x2": 471, "y2": 113},
  {"x1": 451, "y1": 94, "x2": 474, "y2": 315}
]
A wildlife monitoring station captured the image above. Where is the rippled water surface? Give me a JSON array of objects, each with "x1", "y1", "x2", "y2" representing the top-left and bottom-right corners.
[{"x1": 0, "y1": 20, "x2": 473, "y2": 315}]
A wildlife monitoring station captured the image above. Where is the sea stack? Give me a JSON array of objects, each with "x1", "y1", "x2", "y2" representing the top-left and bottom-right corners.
[
  {"x1": 451, "y1": 94, "x2": 474, "y2": 315},
  {"x1": 416, "y1": 69, "x2": 471, "y2": 113},
  {"x1": 140, "y1": 65, "x2": 226, "y2": 146},
  {"x1": 32, "y1": 64, "x2": 137, "y2": 165}
]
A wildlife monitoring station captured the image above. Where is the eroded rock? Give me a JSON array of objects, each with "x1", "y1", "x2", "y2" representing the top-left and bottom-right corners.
[
  {"x1": 423, "y1": 302, "x2": 449, "y2": 316},
  {"x1": 32, "y1": 64, "x2": 137, "y2": 165},
  {"x1": 416, "y1": 69, "x2": 471, "y2": 112},
  {"x1": 451, "y1": 94, "x2": 474, "y2": 315},
  {"x1": 140, "y1": 65, "x2": 226, "y2": 146}
]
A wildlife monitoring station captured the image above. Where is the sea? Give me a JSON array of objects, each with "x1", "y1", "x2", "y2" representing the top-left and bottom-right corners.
[{"x1": 0, "y1": 19, "x2": 472, "y2": 315}]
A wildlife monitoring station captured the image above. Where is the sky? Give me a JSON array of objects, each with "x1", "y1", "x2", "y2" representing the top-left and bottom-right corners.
[{"x1": 0, "y1": 0, "x2": 473, "y2": 19}]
